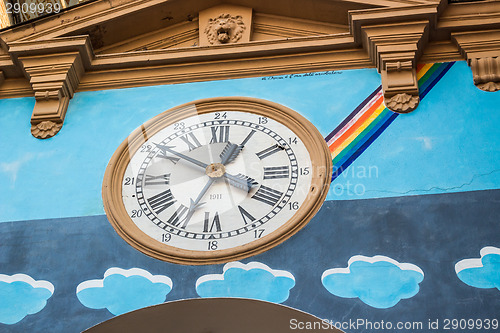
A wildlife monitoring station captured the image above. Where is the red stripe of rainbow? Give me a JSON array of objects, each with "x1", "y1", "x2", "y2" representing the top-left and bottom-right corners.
[{"x1": 326, "y1": 62, "x2": 455, "y2": 181}]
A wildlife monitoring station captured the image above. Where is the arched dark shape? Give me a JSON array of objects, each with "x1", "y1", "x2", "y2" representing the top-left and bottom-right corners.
[{"x1": 83, "y1": 298, "x2": 344, "y2": 333}]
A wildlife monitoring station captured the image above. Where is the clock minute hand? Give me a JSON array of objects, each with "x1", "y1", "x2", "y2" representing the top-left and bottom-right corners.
[
  {"x1": 220, "y1": 142, "x2": 241, "y2": 165},
  {"x1": 154, "y1": 143, "x2": 208, "y2": 169},
  {"x1": 179, "y1": 178, "x2": 215, "y2": 229},
  {"x1": 219, "y1": 130, "x2": 256, "y2": 165}
]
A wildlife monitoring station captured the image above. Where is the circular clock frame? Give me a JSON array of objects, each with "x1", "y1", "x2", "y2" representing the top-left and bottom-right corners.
[{"x1": 102, "y1": 97, "x2": 332, "y2": 265}]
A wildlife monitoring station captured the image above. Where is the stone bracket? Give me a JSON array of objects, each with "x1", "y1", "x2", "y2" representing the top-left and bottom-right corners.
[
  {"x1": 360, "y1": 21, "x2": 429, "y2": 113},
  {"x1": 452, "y1": 30, "x2": 500, "y2": 92},
  {"x1": 7, "y1": 36, "x2": 93, "y2": 139}
]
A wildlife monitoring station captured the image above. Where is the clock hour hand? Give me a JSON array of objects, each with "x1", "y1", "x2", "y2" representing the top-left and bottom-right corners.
[
  {"x1": 224, "y1": 173, "x2": 258, "y2": 192},
  {"x1": 154, "y1": 143, "x2": 208, "y2": 169}
]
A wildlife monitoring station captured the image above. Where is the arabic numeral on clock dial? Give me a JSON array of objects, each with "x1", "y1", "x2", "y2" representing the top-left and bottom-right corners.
[
  {"x1": 174, "y1": 122, "x2": 185, "y2": 130},
  {"x1": 208, "y1": 241, "x2": 218, "y2": 250},
  {"x1": 140, "y1": 144, "x2": 153, "y2": 152},
  {"x1": 130, "y1": 209, "x2": 143, "y2": 218},
  {"x1": 162, "y1": 233, "x2": 172, "y2": 243},
  {"x1": 214, "y1": 112, "x2": 227, "y2": 119},
  {"x1": 299, "y1": 167, "x2": 310, "y2": 175},
  {"x1": 288, "y1": 202, "x2": 299, "y2": 210},
  {"x1": 254, "y1": 229, "x2": 265, "y2": 238},
  {"x1": 124, "y1": 177, "x2": 135, "y2": 185}
]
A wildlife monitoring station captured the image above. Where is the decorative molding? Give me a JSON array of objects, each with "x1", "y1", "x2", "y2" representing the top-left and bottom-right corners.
[
  {"x1": 0, "y1": 54, "x2": 22, "y2": 78},
  {"x1": 0, "y1": 78, "x2": 32, "y2": 98},
  {"x1": 452, "y1": 30, "x2": 500, "y2": 92},
  {"x1": 7, "y1": 36, "x2": 93, "y2": 138},
  {"x1": 0, "y1": 0, "x2": 499, "y2": 103},
  {"x1": 96, "y1": 21, "x2": 199, "y2": 54},
  {"x1": 90, "y1": 34, "x2": 356, "y2": 68},
  {"x1": 360, "y1": 21, "x2": 429, "y2": 113},
  {"x1": 252, "y1": 13, "x2": 348, "y2": 39},
  {"x1": 0, "y1": 70, "x2": 4, "y2": 86},
  {"x1": 349, "y1": 5, "x2": 437, "y2": 44},
  {"x1": 78, "y1": 48, "x2": 372, "y2": 91},
  {"x1": 419, "y1": 40, "x2": 463, "y2": 63},
  {"x1": 438, "y1": 1, "x2": 500, "y2": 31}
]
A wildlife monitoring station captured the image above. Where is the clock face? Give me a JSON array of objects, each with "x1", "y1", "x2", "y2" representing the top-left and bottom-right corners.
[{"x1": 103, "y1": 98, "x2": 332, "y2": 264}]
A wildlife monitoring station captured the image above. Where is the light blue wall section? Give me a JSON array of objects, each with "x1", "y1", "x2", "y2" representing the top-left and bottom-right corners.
[
  {"x1": 1, "y1": 62, "x2": 500, "y2": 222},
  {"x1": 330, "y1": 61, "x2": 500, "y2": 200}
]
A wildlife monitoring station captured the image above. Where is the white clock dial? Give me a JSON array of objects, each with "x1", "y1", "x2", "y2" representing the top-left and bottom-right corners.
[
  {"x1": 122, "y1": 111, "x2": 312, "y2": 252},
  {"x1": 103, "y1": 98, "x2": 331, "y2": 264}
]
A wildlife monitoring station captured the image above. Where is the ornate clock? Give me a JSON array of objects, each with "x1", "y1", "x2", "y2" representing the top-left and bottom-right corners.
[{"x1": 103, "y1": 97, "x2": 332, "y2": 264}]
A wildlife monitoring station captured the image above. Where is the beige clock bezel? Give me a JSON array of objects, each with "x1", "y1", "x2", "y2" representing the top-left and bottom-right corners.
[{"x1": 102, "y1": 97, "x2": 332, "y2": 265}]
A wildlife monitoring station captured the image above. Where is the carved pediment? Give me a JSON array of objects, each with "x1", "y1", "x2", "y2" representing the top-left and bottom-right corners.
[{"x1": 96, "y1": 3, "x2": 351, "y2": 54}]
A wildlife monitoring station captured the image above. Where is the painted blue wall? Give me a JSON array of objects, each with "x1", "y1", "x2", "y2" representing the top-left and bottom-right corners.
[{"x1": 1, "y1": 63, "x2": 499, "y2": 332}]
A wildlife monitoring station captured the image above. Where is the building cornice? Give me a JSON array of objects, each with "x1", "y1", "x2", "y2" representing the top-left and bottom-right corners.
[{"x1": 0, "y1": 0, "x2": 499, "y2": 137}]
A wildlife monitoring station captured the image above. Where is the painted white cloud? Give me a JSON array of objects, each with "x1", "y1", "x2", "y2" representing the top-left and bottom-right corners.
[
  {"x1": 455, "y1": 246, "x2": 500, "y2": 290},
  {"x1": 322, "y1": 255, "x2": 424, "y2": 309},
  {"x1": 76, "y1": 268, "x2": 173, "y2": 316},
  {"x1": 196, "y1": 261, "x2": 295, "y2": 303},
  {"x1": 0, "y1": 273, "x2": 54, "y2": 325}
]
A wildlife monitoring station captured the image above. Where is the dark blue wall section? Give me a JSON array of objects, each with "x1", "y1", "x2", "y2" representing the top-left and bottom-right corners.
[{"x1": 1, "y1": 189, "x2": 499, "y2": 332}]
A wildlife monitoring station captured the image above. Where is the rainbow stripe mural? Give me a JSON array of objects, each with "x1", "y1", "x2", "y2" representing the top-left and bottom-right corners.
[{"x1": 326, "y1": 62, "x2": 455, "y2": 181}]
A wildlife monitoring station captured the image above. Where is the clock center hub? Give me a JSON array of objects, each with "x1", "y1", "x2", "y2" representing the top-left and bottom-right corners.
[{"x1": 206, "y1": 163, "x2": 226, "y2": 178}]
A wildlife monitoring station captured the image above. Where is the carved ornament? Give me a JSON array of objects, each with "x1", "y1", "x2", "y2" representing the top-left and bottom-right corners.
[
  {"x1": 452, "y1": 30, "x2": 500, "y2": 92},
  {"x1": 385, "y1": 93, "x2": 419, "y2": 113},
  {"x1": 31, "y1": 120, "x2": 63, "y2": 139},
  {"x1": 204, "y1": 13, "x2": 246, "y2": 45}
]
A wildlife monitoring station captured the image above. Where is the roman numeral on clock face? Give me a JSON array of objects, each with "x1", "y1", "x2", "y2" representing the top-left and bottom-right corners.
[
  {"x1": 210, "y1": 126, "x2": 230, "y2": 143},
  {"x1": 238, "y1": 206, "x2": 256, "y2": 225},
  {"x1": 256, "y1": 144, "x2": 284, "y2": 160},
  {"x1": 263, "y1": 166, "x2": 290, "y2": 179},
  {"x1": 203, "y1": 212, "x2": 222, "y2": 232},
  {"x1": 252, "y1": 185, "x2": 283, "y2": 206},
  {"x1": 145, "y1": 174, "x2": 170, "y2": 186},
  {"x1": 180, "y1": 133, "x2": 202, "y2": 151},
  {"x1": 157, "y1": 151, "x2": 180, "y2": 164},
  {"x1": 166, "y1": 204, "x2": 189, "y2": 228},
  {"x1": 148, "y1": 189, "x2": 175, "y2": 214}
]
